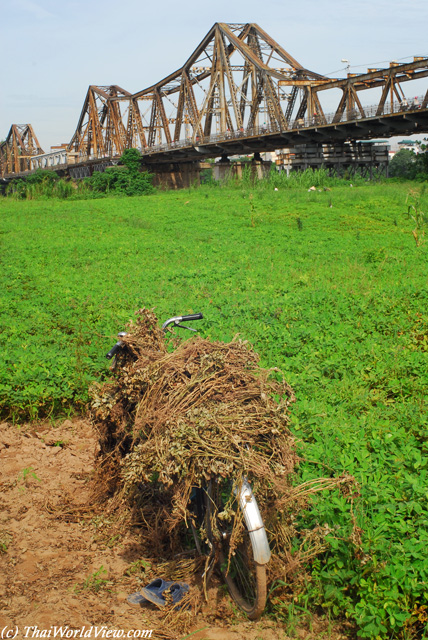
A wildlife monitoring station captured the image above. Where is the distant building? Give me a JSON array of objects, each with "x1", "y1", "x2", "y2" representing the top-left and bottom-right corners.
[{"x1": 397, "y1": 140, "x2": 421, "y2": 153}]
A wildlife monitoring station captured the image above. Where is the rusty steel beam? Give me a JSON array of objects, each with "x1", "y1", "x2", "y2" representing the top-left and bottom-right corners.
[
  {"x1": 67, "y1": 85, "x2": 132, "y2": 159},
  {"x1": 313, "y1": 58, "x2": 428, "y2": 92},
  {"x1": 0, "y1": 124, "x2": 44, "y2": 176},
  {"x1": 309, "y1": 58, "x2": 428, "y2": 123},
  {"x1": 114, "y1": 23, "x2": 326, "y2": 150}
]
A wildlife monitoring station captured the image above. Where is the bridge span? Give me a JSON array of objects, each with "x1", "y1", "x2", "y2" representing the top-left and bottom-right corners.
[{"x1": 1, "y1": 23, "x2": 428, "y2": 180}]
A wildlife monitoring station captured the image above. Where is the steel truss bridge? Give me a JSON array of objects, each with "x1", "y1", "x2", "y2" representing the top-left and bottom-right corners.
[{"x1": 1, "y1": 22, "x2": 428, "y2": 179}]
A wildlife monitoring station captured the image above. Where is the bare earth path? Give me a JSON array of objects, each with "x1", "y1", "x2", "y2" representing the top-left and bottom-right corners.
[{"x1": 0, "y1": 419, "x2": 346, "y2": 640}]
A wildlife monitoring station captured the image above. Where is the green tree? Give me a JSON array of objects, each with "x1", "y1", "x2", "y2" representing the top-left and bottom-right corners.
[
  {"x1": 389, "y1": 149, "x2": 418, "y2": 179},
  {"x1": 416, "y1": 143, "x2": 428, "y2": 175},
  {"x1": 390, "y1": 147, "x2": 428, "y2": 180},
  {"x1": 119, "y1": 148, "x2": 143, "y2": 174}
]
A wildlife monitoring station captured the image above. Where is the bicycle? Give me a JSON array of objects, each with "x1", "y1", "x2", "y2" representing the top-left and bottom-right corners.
[{"x1": 105, "y1": 312, "x2": 271, "y2": 619}]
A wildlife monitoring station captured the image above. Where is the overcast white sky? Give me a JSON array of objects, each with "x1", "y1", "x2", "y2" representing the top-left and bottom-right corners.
[{"x1": 1, "y1": 0, "x2": 427, "y2": 150}]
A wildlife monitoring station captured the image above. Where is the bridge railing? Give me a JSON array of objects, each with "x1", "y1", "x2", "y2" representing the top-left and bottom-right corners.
[{"x1": 31, "y1": 149, "x2": 69, "y2": 170}]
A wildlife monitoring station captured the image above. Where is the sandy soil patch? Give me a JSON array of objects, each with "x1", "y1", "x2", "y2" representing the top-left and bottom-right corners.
[{"x1": 0, "y1": 418, "x2": 348, "y2": 640}]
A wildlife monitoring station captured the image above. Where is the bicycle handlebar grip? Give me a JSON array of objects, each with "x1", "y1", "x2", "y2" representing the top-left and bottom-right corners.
[
  {"x1": 180, "y1": 313, "x2": 204, "y2": 322},
  {"x1": 106, "y1": 341, "x2": 124, "y2": 360}
]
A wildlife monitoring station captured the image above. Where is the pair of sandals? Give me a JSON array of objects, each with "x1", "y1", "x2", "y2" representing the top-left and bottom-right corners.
[{"x1": 127, "y1": 578, "x2": 189, "y2": 608}]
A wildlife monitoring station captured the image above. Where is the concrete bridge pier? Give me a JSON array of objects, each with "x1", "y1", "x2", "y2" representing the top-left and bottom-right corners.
[
  {"x1": 143, "y1": 162, "x2": 201, "y2": 189},
  {"x1": 212, "y1": 159, "x2": 272, "y2": 182},
  {"x1": 142, "y1": 158, "x2": 272, "y2": 188}
]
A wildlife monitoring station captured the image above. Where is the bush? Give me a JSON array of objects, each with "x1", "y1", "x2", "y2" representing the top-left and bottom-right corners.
[
  {"x1": 5, "y1": 170, "x2": 73, "y2": 200},
  {"x1": 1, "y1": 151, "x2": 154, "y2": 200},
  {"x1": 85, "y1": 167, "x2": 154, "y2": 197},
  {"x1": 84, "y1": 149, "x2": 154, "y2": 197}
]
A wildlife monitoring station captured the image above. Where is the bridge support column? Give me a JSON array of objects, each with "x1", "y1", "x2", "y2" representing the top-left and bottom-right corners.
[
  {"x1": 212, "y1": 160, "x2": 272, "y2": 182},
  {"x1": 143, "y1": 162, "x2": 201, "y2": 189},
  {"x1": 276, "y1": 142, "x2": 389, "y2": 178}
]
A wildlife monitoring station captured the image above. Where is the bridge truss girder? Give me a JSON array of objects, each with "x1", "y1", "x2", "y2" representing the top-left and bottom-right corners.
[
  {"x1": 126, "y1": 23, "x2": 324, "y2": 147},
  {"x1": 67, "y1": 23, "x2": 325, "y2": 159},
  {"x1": 0, "y1": 124, "x2": 44, "y2": 176},
  {"x1": 68, "y1": 85, "x2": 132, "y2": 158},
  {"x1": 322, "y1": 59, "x2": 428, "y2": 122}
]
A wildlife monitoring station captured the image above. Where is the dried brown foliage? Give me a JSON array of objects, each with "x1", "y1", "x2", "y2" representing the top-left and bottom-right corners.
[{"x1": 90, "y1": 309, "x2": 355, "y2": 591}]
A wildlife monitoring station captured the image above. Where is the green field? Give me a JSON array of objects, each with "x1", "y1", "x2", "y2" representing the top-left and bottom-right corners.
[{"x1": 1, "y1": 178, "x2": 427, "y2": 637}]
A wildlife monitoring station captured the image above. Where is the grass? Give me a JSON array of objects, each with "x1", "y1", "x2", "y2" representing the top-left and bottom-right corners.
[
  {"x1": 74, "y1": 566, "x2": 109, "y2": 593},
  {"x1": 1, "y1": 177, "x2": 427, "y2": 637},
  {"x1": 19, "y1": 466, "x2": 41, "y2": 483},
  {"x1": 0, "y1": 531, "x2": 12, "y2": 554}
]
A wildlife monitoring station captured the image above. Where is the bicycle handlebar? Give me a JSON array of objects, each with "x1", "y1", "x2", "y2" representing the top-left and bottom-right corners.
[
  {"x1": 161, "y1": 313, "x2": 203, "y2": 331},
  {"x1": 106, "y1": 332, "x2": 128, "y2": 360},
  {"x1": 181, "y1": 312, "x2": 204, "y2": 322},
  {"x1": 106, "y1": 341, "x2": 124, "y2": 360},
  {"x1": 106, "y1": 314, "x2": 203, "y2": 358}
]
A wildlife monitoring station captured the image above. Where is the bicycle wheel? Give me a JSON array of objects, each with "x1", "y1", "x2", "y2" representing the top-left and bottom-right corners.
[{"x1": 206, "y1": 480, "x2": 268, "y2": 620}]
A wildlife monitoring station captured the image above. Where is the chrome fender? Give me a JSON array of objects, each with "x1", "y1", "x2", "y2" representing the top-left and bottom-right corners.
[{"x1": 235, "y1": 479, "x2": 271, "y2": 565}]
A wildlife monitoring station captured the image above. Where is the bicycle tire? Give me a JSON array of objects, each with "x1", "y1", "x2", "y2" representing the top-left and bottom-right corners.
[{"x1": 206, "y1": 480, "x2": 268, "y2": 620}]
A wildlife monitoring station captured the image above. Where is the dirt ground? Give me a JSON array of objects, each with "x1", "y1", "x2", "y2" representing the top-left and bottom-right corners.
[{"x1": 0, "y1": 418, "x2": 349, "y2": 640}]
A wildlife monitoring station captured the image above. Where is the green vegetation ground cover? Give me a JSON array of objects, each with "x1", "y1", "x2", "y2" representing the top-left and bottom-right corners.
[{"x1": 1, "y1": 178, "x2": 427, "y2": 637}]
